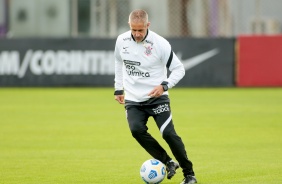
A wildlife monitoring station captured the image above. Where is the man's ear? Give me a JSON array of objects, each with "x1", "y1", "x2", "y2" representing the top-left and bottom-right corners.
[{"x1": 147, "y1": 22, "x2": 151, "y2": 28}]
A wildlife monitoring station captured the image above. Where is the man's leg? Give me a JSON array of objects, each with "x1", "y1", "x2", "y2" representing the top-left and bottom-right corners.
[
  {"x1": 125, "y1": 105, "x2": 172, "y2": 164},
  {"x1": 152, "y1": 103, "x2": 195, "y2": 177}
]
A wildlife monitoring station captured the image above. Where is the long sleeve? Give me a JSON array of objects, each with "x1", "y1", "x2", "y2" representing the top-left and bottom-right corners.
[
  {"x1": 166, "y1": 51, "x2": 185, "y2": 88},
  {"x1": 159, "y1": 38, "x2": 185, "y2": 89},
  {"x1": 114, "y1": 37, "x2": 124, "y2": 91}
]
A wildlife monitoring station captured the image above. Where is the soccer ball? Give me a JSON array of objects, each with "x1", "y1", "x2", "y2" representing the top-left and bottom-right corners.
[{"x1": 140, "y1": 159, "x2": 166, "y2": 184}]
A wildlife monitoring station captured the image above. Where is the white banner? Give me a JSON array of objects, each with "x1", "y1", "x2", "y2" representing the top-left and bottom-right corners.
[{"x1": 0, "y1": 50, "x2": 115, "y2": 78}]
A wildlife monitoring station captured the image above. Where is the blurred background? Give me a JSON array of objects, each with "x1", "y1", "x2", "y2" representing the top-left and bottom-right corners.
[
  {"x1": 1, "y1": 0, "x2": 282, "y2": 38},
  {"x1": 0, "y1": 0, "x2": 282, "y2": 87}
]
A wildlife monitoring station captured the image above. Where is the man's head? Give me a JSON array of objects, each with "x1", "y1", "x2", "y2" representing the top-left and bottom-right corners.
[{"x1": 128, "y1": 9, "x2": 150, "y2": 43}]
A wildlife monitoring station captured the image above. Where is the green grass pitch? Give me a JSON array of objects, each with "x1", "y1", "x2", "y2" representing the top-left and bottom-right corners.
[{"x1": 0, "y1": 87, "x2": 281, "y2": 184}]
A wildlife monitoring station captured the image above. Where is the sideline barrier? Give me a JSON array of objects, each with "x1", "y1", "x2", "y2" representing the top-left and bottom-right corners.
[
  {"x1": 0, "y1": 38, "x2": 115, "y2": 87},
  {"x1": 237, "y1": 35, "x2": 282, "y2": 87},
  {"x1": 169, "y1": 38, "x2": 235, "y2": 87},
  {"x1": 0, "y1": 38, "x2": 235, "y2": 87}
]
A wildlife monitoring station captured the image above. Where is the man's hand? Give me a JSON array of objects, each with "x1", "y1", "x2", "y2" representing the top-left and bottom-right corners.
[
  {"x1": 115, "y1": 95, "x2": 125, "y2": 104},
  {"x1": 148, "y1": 85, "x2": 164, "y2": 98}
]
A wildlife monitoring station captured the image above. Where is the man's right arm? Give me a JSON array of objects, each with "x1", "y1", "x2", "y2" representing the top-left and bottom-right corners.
[
  {"x1": 114, "y1": 37, "x2": 124, "y2": 104},
  {"x1": 114, "y1": 94, "x2": 125, "y2": 104}
]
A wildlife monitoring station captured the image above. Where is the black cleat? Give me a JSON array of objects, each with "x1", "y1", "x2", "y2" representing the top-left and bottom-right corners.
[
  {"x1": 180, "y1": 175, "x2": 197, "y2": 184},
  {"x1": 166, "y1": 160, "x2": 179, "y2": 179}
]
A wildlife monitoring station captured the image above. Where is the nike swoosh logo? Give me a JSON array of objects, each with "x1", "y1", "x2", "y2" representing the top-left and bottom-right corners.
[{"x1": 182, "y1": 48, "x2": 220, "y2": 70}]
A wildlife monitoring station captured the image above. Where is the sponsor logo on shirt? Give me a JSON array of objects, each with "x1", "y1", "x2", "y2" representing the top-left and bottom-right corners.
[
  {"x1": 145, "y1": 40, "x2": 154, "y2": 46},
  {"x1": 124, "y1": 60, "x2": 140, "y2": 66},
  {"x1": 124, "y1": 60, "x2": 150, "y2": 77},
  {"x1": 122, "y1": 47, "x2": 130, "y2": 54},
  {"x1": 125, "y1": 64, "x2": 150, "y2": 77},
  {"x1": 123, "y1": 37, "x2": 131, "y2": 41}
]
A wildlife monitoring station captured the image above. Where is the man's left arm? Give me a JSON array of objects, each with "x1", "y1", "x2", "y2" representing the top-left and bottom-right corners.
[{"x1": 165, "y1": 50, "x2": 185, "y2": 89}]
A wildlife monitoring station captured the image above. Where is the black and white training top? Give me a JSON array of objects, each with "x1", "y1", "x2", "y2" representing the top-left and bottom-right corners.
[{"x1": 114, "y1": 29, "x2": 185, "y2": 102}]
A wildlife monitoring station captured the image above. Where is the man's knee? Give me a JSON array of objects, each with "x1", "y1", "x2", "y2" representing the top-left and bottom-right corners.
[
  {"x1": 130, "y1": 126, "x2": 148, "y2": 139},
  {"x1": 162, "y1": 129, "x2": 177, "y2": 140},
  {"x1": 162, "y1": 130, "x2": 171, "y2": 139}
]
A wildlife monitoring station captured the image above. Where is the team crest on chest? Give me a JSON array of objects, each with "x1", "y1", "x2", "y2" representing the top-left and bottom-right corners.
[{"x1": 143, "y1": 43, "x2": 153, "y2": 56}]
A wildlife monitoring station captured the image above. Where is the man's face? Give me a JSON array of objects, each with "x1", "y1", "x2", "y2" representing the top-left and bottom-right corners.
[{"x1": 129, "y1": 21, "x2": 150, "y2": 43}]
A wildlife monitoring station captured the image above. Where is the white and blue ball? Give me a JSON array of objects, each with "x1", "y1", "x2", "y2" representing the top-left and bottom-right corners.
[{"x1": 140, "y1": 159, "x2": 166, "y2": 184}]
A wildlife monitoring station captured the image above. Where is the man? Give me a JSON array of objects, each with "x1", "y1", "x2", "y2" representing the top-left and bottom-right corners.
[{"x1": 114, "y1": 9, "x2": 197, "y2": 184}]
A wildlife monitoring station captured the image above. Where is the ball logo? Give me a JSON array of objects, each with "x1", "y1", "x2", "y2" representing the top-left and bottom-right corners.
[
  {"x1": 161, "y1": 167, "x2": 166, "y2": 175},
  {"x1": 140, "y1": 165, "x2": 146, "y2": 172},
  {"x1": 148, "y1": 170, "x2": 158, "y2": 179},
  {"x1": 150, "y1": 160, "x2": 159, "y2": 165}
]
